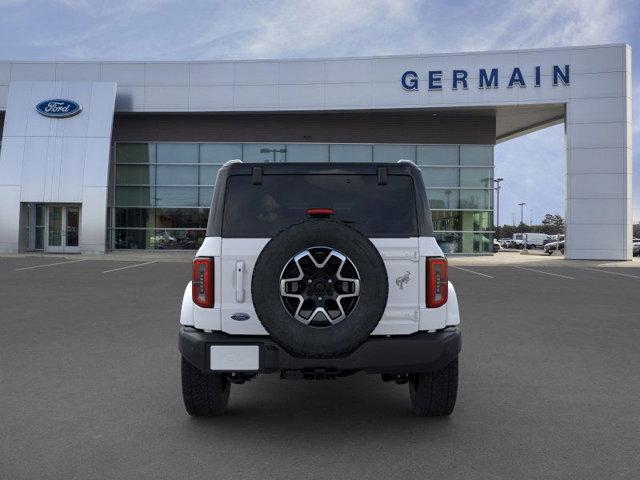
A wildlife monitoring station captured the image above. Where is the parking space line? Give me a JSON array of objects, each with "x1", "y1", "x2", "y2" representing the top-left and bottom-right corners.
[
  {"x1": 512, "y1": 266, "x2": 574, "y2": 279},
  {"x1": 102, "y1": 261, "x2": 158, "y2": 274},
  {"x1": 579, "y1": 267, "x2": 640, "y2": 279},
  {"x1": 15, "y1": 259, "x2": 86, "y2": 271},
  {"x1": 449, "y1": 265, "x2": 494, "y2": 279}
]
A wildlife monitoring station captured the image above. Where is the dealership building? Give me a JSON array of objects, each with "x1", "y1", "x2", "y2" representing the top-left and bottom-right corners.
[{"x1": 0, "y1": 44, "x2": 633, "y2": 259}]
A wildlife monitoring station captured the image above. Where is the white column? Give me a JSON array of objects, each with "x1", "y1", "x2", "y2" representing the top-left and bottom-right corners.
[{"x1": 564, "y1": 45, "x2": 632, "y2": 260}]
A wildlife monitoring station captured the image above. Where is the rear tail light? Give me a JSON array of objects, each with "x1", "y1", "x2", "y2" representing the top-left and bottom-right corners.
[
  {"x1": 192, "y1": 257, "x2": 214, "y2": 308},
  {"x1": 426, "y1": 257, "x2": 448, "y2": 308}
]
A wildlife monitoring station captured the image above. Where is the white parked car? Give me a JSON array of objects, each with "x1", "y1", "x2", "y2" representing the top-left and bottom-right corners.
[{"x1": 179, "y1": 161, "x2": 461, "y2": 417}]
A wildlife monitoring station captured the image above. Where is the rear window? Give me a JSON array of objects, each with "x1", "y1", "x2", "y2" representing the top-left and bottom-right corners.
[{"x1": 222, "y1": 174, "x2": 418, "y2": 237}]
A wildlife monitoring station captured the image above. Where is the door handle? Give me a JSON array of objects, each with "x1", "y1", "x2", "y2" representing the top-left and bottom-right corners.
[{"x1": 236, "y1": 261, "x2": 245, "y2": 302}]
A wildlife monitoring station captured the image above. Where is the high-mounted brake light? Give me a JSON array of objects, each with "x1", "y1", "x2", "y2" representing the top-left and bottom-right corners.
[
  {"x1": 426, "y1": 257, "x2": 448, "y2": 308},
  {"x1": 192, "y1": 257, "x2": 214, "y2": 308},
  {"x1": 306, "y1": 208, "x2": 334, "y2": 217}
]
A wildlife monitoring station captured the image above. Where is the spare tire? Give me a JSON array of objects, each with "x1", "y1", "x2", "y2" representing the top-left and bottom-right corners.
[{"x1": 252, "y1": 219, "x2": 388, "y2": 358}]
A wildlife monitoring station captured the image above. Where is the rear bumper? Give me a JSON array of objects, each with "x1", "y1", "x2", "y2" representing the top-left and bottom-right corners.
[{"x1": 179, "y1": 326, "x2": 461, "y2": 375}]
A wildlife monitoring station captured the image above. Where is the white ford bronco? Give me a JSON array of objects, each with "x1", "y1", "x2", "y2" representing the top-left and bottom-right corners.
[{"x1": 179, "y1": 160, "x2": 461, "y2": 416}]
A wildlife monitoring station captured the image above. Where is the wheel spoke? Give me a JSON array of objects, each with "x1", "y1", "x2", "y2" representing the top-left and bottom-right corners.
[
  {"x1": 308, "y1": 307, "x2": 335, "y2": 324},
  {"x1": 280, "y1": 246, "x2": 360, "y2": 327}
]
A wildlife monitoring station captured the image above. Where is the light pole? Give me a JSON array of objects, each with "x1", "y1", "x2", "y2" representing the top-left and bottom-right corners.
[
  {"x1": 494, "y1": 178, "x2": 503, "y2": 227},
  {"x1": 518, "y1": 202, "x2": 526, "y2": 226},
  {"x1": 260, "y1": 147, "x2": 287, "y2": 163},
  {"x1": 518, "y1": 202, "x2": 527, "y2": 253}
]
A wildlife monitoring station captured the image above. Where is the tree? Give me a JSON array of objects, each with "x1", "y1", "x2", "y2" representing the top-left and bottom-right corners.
[
  {"x1": 542, "y1": 214, "x2": 564, "y2": 229},
  {"x1": 493, "y1": 214, "x2": 566, "y2": 239}
]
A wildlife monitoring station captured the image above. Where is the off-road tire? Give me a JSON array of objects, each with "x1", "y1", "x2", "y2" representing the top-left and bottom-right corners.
[
  {"x1": 409, "y1": 357, "x2": 458, "y2": 416},
  {"x1": 181, "y1": 357, "x2": 231, "y2": 416},
  {"x1": 252, "y1": 219, "x2": 388, "y2": 358}
]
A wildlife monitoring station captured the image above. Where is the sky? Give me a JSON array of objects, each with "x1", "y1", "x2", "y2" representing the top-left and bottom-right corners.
[{"x1": 0, "y1": 0, "x2": 638, "y2": 225}]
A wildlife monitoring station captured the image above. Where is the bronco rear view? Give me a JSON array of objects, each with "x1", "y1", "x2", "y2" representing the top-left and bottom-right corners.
[{"x1": 179, "y1": 160, "x2": 461, "y2": 416}]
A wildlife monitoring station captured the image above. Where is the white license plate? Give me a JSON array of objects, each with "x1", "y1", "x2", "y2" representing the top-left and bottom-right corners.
[{"x1": 210, "y1": 345, "x2": 259, "y2": 371}]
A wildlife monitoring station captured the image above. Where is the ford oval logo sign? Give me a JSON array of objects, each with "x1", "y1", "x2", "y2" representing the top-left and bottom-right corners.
[
  {"x1": 231, "y1": 313, "x2": 251, "y2": 321},
  {"x1": 36, "y1": 99, "x2": 82, "y2": 118}
]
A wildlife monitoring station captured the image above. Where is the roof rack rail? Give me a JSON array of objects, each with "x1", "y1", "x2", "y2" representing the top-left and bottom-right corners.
[
  {"x1": 397, "y1": 159, "x2": 417, "y2": 166},
  {"x1": 223, "y1": 159, "x2": 243, "y2": 167}
]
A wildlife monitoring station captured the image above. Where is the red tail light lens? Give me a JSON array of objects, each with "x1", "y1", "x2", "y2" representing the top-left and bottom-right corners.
[
  {"x1": 426, "y1": 257, "x2": 448, "y2": 308},
  {"x1": 192, "y1": 257, "x2": 214, "y2": 308}
]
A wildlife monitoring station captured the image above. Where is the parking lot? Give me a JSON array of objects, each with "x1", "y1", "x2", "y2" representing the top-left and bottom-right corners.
[{"x1": 1, "y1": 254, "x2": 639, "y2": 479}]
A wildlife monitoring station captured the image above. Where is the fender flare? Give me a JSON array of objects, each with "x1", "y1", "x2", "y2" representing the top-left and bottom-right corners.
[
  {"x1": 446, "y1": 281, "x2": 460, "y2": 326},
  {"x1": 180, "y1": 282, "x2": 194, "y2": 326}
]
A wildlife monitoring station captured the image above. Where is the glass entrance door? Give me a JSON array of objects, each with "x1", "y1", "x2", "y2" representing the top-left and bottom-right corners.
[
  {"x1": 65, "y1": 206, "x2": 80, "y2": 252},
  {"x1": 46, "y1": 207, "x2": 64, "y2": 253},
  {"x1": 45, "y1": 205, "x2": 81, "y2": 253}
]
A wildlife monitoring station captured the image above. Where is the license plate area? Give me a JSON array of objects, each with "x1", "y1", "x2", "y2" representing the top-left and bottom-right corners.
[{"x1": 209, "y1": 345, "x2": 259, "y2": 371}]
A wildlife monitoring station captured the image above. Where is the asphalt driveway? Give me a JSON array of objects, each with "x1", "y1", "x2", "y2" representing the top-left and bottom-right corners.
[{"x1": 1, "y1": 256, "x2": 639, "y2": 479}]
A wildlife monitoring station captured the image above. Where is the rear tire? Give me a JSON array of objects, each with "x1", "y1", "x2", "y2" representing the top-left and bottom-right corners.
[
  {"x1": 181, "y1": 357, "x2": 231, "y2": 416},
  {"x1": 409, "y1": 357, "x2": 458, "y2": 416}
]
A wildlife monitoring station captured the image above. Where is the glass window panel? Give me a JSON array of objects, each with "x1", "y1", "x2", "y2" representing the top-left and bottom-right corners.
[
  {"x1": 199, "y1": 187, "x2": 214, "y2": 207},
  {"x1": 116, "y1": 165, "x2": 155, "y2": 185},
  {"x1": 115, "y1": 208, "x2": 154, "y2": 228},
  {"x1": 113, "y1": 229, "x2": 150, "y2": 249},
  {"x1": 242, "y1": 144, "x2": 287, "y2": 163},
  {"x1": 116, "y1": 143, "x2": 155, "y2": 164},
  {"x1": 65, "y1": 207, "x2": 80, "y2": 247},
  {"x1": 461, "y1": 232, "x2": 493, "y2": 253},
  {"x1": 420, "y1": 167, "x2": 459, "y2": 188},
  {"x1": 200, "y1": 144, "x2": 242, "y2": 164},
  {"x1": 199, "y1": 165, "x2": 221, "y2": 185},
  {"x1": 35, "y1": 205, "x2": 45, "y2": 226},
  {"x1": 329, "y1": 144, "x2": 372, "y2": 163},
  {"x1": 460, "y1": 189, "x2": 493, "y2": 209},
  {"x1": 35, "y1": 226, "x2": 44, "y2": 250},
  {"x1": 435, "y1": 232, "x2": 461, "y2": 254},
  {"x1": 115, "y1": 186, "x2": 154, "y2": 207},
  {"x1": 461, "y1": 145, "x2": 493, "y2": 166},
  {"x1": 157, "y1": 143, "x2": 199, "y2": 164},
  {"x1": 48, "y1": 207, "x2": 63, "y2": 246},
  {"x1": 373, "y1": 145, "x2": 416, "y2": 163},
  {"x1": 222, "y1": 174, "x2": 418, "y2": 237},
  {"x1": 461, "y1": 211, "x2": 493, "y2": 231},
  {"x1": 155, "y1": 186, "x2": 199, "y2": 207},
  {"x1": 426, "y1": 189, "x2": 459, "y2": 209},
  {"x1": 286, "y1": 144, "x2": 329, "y2": 162},
  {"x1": 114, "y1": 208, "x2": 209, "y2": 231},
  {"x1": 460, "y1": 168, "x2": 493, "y2": 188},
  {"x1": 431, "y1": 210, "x2": 461, "y2": 231},
  {"x1": 150, "y1": 229, "x2": 205, "y2": 250},
  {"x1": 417, "y1": 145, "x2": 459, "y2": 165},
  {"x1": 434, "y1": 232, "x2": 493, "y2": 254},
  {"x1": 155, "y1": 208, "x2": 209, "y2": 229},
  {"x1": 156, "y1": 165, "x2": 198, "y2": 185}
]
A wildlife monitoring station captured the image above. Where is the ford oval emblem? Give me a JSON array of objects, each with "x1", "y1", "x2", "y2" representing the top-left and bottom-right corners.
[
  {"x1": 231, "y1": 313, "x2": 251, "y2": 321},
  {"x1": 36, "y1": 99, "x2": 82, "y2": 118}
]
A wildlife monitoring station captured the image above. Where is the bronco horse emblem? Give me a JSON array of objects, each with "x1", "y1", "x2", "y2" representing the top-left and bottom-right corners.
[{"x1": 395, "y1": 271, "x2": 411, "y2": 290}]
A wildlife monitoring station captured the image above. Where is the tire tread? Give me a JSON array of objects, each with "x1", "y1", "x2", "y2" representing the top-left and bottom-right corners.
[
  {"x1": 181, "y1": 357, "x2": 231, "y2": 416},
  {"x1": 409, "y1": 357, "x2": 458, "y2": 416}
]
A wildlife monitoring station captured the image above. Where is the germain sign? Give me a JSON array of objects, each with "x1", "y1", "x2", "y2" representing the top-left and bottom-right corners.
[
  {"x1": 36, "y1": 99, "x2": 82, "y2": 118},
  {"x1": 401, "y1": 65, "x2": 570, "y2": 91}
]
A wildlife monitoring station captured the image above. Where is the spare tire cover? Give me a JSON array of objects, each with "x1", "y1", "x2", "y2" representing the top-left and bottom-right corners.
[{"x1": 251, "y1": 219, "x2": 388, "y2": 358}]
